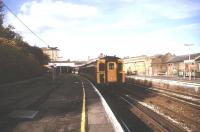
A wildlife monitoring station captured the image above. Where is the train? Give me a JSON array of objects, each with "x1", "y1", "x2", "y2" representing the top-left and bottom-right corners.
[{"x1": 79, "y1": 56, "x2": 125, "y2": 86}]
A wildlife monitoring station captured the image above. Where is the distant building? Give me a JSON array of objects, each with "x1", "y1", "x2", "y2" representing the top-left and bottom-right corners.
[
  {"x1": 123, "y1": 55, "x2": 150, "y2": 75},
  {"x1": 151, "y1": 53, "x2": 172, "y2": 76},
  {"x1": 166, "y1": 53, "x2": 200, "y2": 78},
  {"x1": 42, "y1": 46, "x2": 59, "y2": 61},
  {"x1": 123, "y1": 53, "x2": 172, "y2": 76}
]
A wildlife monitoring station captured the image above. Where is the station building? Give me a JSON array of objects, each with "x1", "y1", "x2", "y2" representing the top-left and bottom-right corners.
[
  {"x1": 123, "y1": 53, "x2": 200, "y2": 78},
  {"x1": 123, "y1": 53, "x2": 172, "y2": 76}
]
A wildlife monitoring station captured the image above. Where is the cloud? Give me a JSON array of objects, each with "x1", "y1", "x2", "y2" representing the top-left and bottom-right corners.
[
  {"x1": 7, "y1": 0, "x2": 98, "y2": 33},
  {"x1": 20, "y1": 0, "x2": 98, "y2": 18},
  {"x1": 142, "y1": 0, "x2": 200, "y2": 19},
  {"x1": 5, "y1": 0, "x2": 200, "y2": 60}
]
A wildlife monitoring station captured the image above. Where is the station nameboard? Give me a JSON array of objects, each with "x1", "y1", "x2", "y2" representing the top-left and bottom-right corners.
[{"x1": 184, "y1": 60, "x2": 195, "y2": 63}]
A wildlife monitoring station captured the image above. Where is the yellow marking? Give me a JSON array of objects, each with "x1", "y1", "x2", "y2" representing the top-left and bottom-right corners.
[{"x1": 81, "y1": 81, "x2": 86, "y2": 132}]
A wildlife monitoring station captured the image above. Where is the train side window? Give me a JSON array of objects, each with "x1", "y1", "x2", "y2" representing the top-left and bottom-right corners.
[
  {"x1": 109, "y1": 63, "x2": 114, "y2": 70},
  {"x1": 99, "y1": 63, "x2": 105, "y2": 71}
]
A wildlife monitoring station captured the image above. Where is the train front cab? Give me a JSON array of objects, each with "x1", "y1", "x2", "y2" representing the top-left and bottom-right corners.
[{"x1": 96, "y1": 58, "x2": 125, "y2": 86}]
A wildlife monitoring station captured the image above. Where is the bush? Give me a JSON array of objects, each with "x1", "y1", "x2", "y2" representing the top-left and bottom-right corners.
[{"x1": 0, "y1": 39, "x2": 48, "y2": 84}]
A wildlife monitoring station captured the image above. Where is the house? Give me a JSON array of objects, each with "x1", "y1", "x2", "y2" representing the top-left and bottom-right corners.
[
  {"x1": 166, "y1": 53, "x2": 200, "y2": 78},
  {"x1": 151, "y1": 53, "x2": 172, "y2": 75},
  {"x1": 42, "y1": 46, "x2": 59, "y2": 61}
]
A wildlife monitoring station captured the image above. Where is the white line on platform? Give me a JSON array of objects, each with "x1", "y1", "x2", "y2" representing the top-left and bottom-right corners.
[{"x1": 88, "y1": 81, "x2": 124, "y2": 132}]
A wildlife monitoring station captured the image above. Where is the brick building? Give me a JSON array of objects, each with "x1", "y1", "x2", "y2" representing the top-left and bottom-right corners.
[{"x1": 166, "y1": 53, "x2": 200, "y2": 78}]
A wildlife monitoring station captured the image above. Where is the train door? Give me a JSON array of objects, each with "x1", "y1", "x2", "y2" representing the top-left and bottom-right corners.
[
  {"x1": 97, "y1": 60, "x2": 105, "y2": 84},
  {"x1": 99, "y1": 63, "x2": 105, "y2": 83},
  {"x1": 117, "y1": 62, "x2": 122, "y2": 82},
  {"x1": 107, "y1": 62, "x2": 117, "y2": 82}
]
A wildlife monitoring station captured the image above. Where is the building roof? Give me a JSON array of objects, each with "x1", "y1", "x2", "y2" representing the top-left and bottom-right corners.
[
  {"x1": 41, "y1": 47, "x2": 59, "y2": 51},
  {"x1": 101, "y1": 56, "x2": 120, "y2": 61},
  {"x1": 48, "y1": 62, "x2": 75, "y2": 67},
  {"x1": 123, "y1": 55, "x2": 148, "y2": 62},
  {"x1": 167, "y1": 53, "x2": 200, "y2": 63},
  {"x1": 124, "y1": 55, "x2": 147, "y2": 59}
]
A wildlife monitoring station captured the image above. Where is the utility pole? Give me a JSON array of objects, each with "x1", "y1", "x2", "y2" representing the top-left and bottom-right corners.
[
  {"x1": 59, "y1": 65, "x2": 62, "y2": 75},
  {"x1": 52, "y1": 66, "x2": 55, "y2": 81},
  {"x1": 48, "y1": 46, "x2": 59, "y2": 81},
  {"x1": 184, "y1": 44, "x2": 194, "y2": 80}
]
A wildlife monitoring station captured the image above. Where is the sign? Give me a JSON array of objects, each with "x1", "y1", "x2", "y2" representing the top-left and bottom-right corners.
[
  {"x1": 48, "y1": 62, "x2": 75, "y2": 67},
  {"x1": 184, "y1": 60, "x2": 195, "y2": 64}
]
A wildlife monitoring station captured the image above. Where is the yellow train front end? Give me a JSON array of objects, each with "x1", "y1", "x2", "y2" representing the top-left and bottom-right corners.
[{"x1": 96, "y1": 56, "x2": 125, "y2": 85}]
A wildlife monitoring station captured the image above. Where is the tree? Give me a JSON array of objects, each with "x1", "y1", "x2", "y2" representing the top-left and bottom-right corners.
[
  {"x1": 0, "y1": 1, "x2": 50, "y2": 84},
  {"x1": 1, "y1": 24, "x2": 17, "y2": 39},
  {"x1": 0, "y1": 0, "x2": 4, "y2": 36},
  {"x1": 28, "y1": 46, "x2": 49, "y2": 65}
]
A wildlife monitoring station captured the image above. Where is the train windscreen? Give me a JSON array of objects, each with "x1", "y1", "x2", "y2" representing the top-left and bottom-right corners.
[
  {"x1": 109, "y1": 63, "x2": 114, "y2": 70},
  {"x1": 99, "y1": 63, "x2": 105, "y2": 71}
]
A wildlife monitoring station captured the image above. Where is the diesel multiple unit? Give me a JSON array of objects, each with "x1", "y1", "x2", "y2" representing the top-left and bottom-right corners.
[{"x1": 79, "y1": 56, "x2": 125, "y2": 85}]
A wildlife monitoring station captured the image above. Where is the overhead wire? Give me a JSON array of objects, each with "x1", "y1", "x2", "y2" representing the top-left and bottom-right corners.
[{"x1": 2, "y1": 1, "x2": 49, "y2": 46}]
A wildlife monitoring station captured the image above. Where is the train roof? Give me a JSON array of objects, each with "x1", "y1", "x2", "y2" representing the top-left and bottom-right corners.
[
  {"x1": 79, "y1": 56, "x2": 121, "y2": 68},
  {"x1": 99, "y1": 56, "x2": 120, "y2": 61}
]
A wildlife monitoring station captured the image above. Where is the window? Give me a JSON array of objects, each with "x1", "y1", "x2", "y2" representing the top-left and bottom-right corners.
[
  {"x1": 99, "y1": 63, "x2": 105, "y2": 71},
  {"x1": 109, "y1": 63, "x2": 114, "y2": 70}
]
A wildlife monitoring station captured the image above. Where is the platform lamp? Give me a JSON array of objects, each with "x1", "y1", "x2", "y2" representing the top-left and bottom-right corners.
[{"x1": 49, "y1": 46, "x2": 58, "y2": 81}]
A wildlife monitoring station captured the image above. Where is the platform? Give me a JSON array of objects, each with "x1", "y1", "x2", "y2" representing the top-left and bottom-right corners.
[
  {"x1": 126, "y1": 75, "x2": 200, "y2": 96},
  {"x1": 80, "y1": 76, "x2": 123, "y2": 132},
  {"x1": 0, "y1": 74, "x2": 122, "y2": 132}
]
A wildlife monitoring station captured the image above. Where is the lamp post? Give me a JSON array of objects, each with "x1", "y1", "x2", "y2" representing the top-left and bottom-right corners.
[
  {"x1": 184, "y1": 44, "x2": 194, "y2": 80},
  {"x1": 49, "y1": 46, "x2": 55, "y2": 81},
  {"x1": 58, "y1": 56, "x2": 63, "y2": 75}
]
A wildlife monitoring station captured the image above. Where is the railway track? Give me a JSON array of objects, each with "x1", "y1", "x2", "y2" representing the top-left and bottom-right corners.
[
  {"x1": 118, "y1": 83, "x2": 200, "y2": 131},
  {"x1": 98, "y1": 87, "x2": 152, "y2": 132},
  {"x1": 109, "y1": 86, "x2": 187, "y2": 132},
  {"x1": 99, "y1": 85, "x2": 192, "y2": 132},
  {"x1": 119, "y1": 94, "x2": 186, "y2": 132},
  {"x1": 127, "y1": 83, "x2": 200, "y2": 110}
]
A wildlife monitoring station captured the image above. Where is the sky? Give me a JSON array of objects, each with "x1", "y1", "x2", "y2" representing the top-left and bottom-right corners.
[{"x1": 3, "y1": 0, "x2": 200, "y2": 60}]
